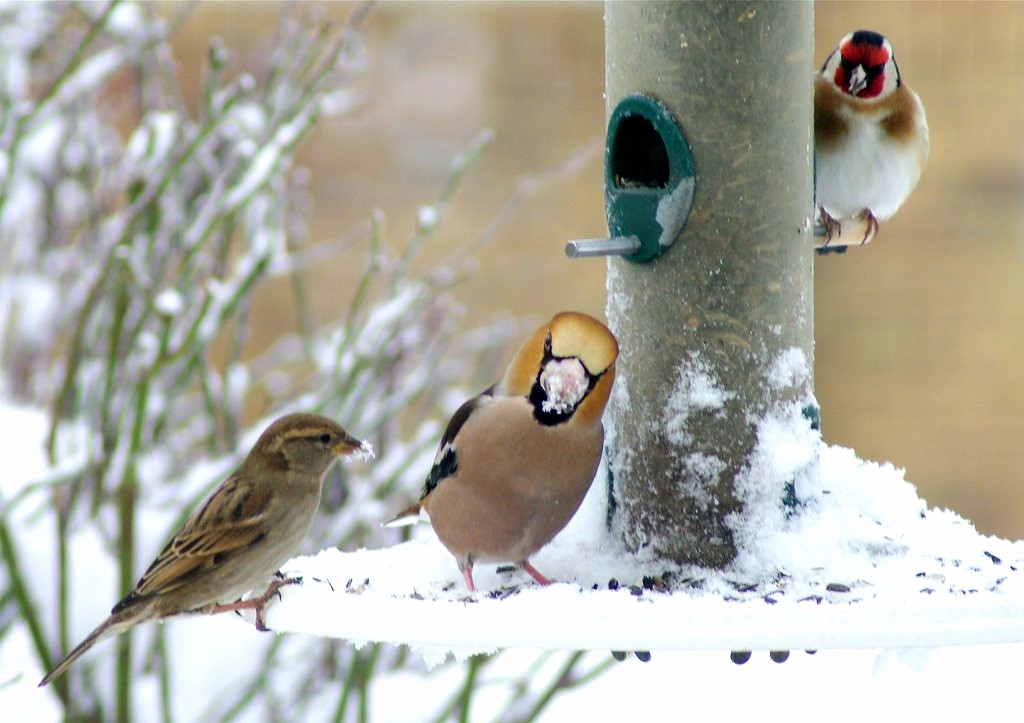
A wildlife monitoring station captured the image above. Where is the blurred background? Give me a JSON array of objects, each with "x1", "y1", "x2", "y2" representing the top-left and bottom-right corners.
[{"x1": 171, "y1": 2, "x2": 1024, "y2": 539}]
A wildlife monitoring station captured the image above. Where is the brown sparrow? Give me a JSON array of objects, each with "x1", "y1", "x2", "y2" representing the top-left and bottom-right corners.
[
  {"x1": 815, "y1": 30, "x2": 929, "y2": 249},
  {"x1": 387, "y1": 311, "x2": 618, "y2": 591},
  {"x1": 40, "y1": 412, "x2": 370, "y2": 686}
]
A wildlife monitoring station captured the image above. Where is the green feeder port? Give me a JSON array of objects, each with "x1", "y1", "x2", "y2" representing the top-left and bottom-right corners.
[{"x1": 566, "y1": 94, "x2": 695, "y2": 263}]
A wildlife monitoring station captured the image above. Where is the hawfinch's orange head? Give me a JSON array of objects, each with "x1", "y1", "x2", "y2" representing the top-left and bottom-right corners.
[{"x1": 498, "y1": 311, "x2": 618, "y2": 427}]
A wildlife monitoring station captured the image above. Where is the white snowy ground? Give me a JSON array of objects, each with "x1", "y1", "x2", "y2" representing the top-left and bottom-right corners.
[{"x1": 5, "y1": 398, "x2": 1024, "y2": 721}]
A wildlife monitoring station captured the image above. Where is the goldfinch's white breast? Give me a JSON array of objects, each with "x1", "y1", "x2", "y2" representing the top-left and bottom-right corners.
[{"x1": 815, "y1": 91, "x2": 927, "y2": 220}]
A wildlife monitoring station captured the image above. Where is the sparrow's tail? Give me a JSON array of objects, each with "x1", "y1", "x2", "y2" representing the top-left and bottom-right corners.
[{"x1": 38, "y1": 613, "x2": 136, "y2": 686}]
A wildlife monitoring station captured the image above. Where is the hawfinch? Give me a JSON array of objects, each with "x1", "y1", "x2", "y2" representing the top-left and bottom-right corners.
[
  {"x1": 815, "y1": 30, "x2": 929, "y2": 249},
  {"x1": 40, "y1": 413, "x2": 370, "y2": 686},
  {"x1": 388, "y1": 311, "x2": 618, "y2": 591}
]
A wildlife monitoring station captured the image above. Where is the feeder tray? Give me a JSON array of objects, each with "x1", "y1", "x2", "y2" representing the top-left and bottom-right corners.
[{"x1": 264, "y1": 447, "x2": 1024, "y2": 661}]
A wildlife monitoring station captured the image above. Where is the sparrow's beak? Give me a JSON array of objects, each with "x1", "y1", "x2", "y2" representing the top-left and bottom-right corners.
[
  {"x1": 333, "y1": 433, "x2": 374, "y2": 460},
  {"x1": 847, "y1": 65, "x2": 868, "y2": 96}
]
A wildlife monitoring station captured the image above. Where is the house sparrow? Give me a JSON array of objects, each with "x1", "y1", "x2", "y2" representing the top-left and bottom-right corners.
[
  {"x1": 387, "y1": 311, "x2": 618, "y2": 591},
  {"x1": 815, "y1": 29, "x2": 929, "y2": 250},
  {"x1": 40, "y1": 412, "x2": 370, "y2": 686}
]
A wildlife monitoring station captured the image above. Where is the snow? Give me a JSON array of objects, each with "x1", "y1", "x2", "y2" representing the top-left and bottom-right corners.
[
  {"x1": 0, "y1": 274, "x2": 59, "y2": 346},
  {"x1": 106, "y1": 1, "x2": 149, "y2": 40},
  {"x1": 222, "y1": 109, "x2": 311, "y2": 210},
  {"x1": 538, "y1": 357, "x2": 589, "y2": 414},
  {"x1": 0, "y1": 624, "x2": 62, "y2": 721},
  {"x1": 154, "y1": 287, "x2": 184, "y2": 316},
  {"x1": 655, "y1": 175, "x2": 694, "y2": 248},
  {"x1": 353, "y1": 439, "x2": 376, "y2": 462},
  {"x1": 0, "y1": 403, "x2": 89, "y2": 499},
  {"x1": 1, "y1": 46, "x2": 28, "y2": 99},
  {"x1": 729, "y1": 401, "x2": 820, "y2": 558},
  {"x1": 332, "y1": 282, "x2": 428, "y2": 364},
  {"x1": 260, "y1": 413, "x2": 1024, "y2": 720},
  {"x1": 53, "y1": 47, "x2": 126, "y2": 107},
  {"x1": 416, "y1": 203, "x2": 438, "y2": 230},
  {"x1": 663, "y1": 351, "x2": 735, "y2": 446},
  {"x1": 767, "y1": 345, "x2": 811, "y2": 390},
  {"x1": 319, "y1": 87, "x2": 367, "y2": 117},
  {"x1": 252, "y1": 436, "x2": 1024, "y2": 657},
  {"x1": 125, "y1": 110, "x2": 179, "y2": 170},
  {"x1": 18, "y1": 115, "x2": 63, "y2": 176},
  {"x1": 227, "y1": 102, "x2": 267, "y2": 140}
]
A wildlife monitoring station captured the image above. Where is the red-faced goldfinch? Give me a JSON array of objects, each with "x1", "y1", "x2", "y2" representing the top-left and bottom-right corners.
[
  {"x1": 815, "y1": 30, "x2": 929, "y2": 248},
  {"x1": 40, "y1": 414, "x2": 370, "y2": 686},
  {"x1": 387, "y1": 311, "x2": 618, "y2": 592}
]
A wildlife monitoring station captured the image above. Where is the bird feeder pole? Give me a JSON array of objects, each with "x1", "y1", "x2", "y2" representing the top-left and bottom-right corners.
[{"x1": 601, "y1": 2, "x2": 815, "y2": 567}]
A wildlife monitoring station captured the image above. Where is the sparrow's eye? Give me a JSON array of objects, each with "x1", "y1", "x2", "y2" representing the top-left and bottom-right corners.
[{"x1": 317, "y1": 432, "x2": 333, "y2": 446}]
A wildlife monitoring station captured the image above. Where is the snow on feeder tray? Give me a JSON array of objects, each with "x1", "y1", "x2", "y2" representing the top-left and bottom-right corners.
[{"x1": 258, "y1": 440, "x2": 1024, "y2": 664}]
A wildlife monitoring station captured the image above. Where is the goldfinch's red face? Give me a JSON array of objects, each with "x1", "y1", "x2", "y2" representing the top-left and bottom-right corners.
[{"x1": 822, "y1": 30, "x2": 899, "y2": 101}]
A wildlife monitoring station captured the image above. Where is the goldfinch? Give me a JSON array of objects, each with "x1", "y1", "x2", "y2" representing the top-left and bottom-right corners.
[
  {"x1": 388, "y1": 311, "x2": 618, "y2": 592},
  {"x1": 815, "y1": 30, "x2": 929, "y2": 249},
  {"x1": 40, "y1": 413, "x2": 370, "y2": 686}
]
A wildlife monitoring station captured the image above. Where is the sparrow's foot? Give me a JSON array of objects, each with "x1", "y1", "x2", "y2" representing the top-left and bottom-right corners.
[{"x1": 211, "y1": 575, "x2": 303, "y2": 632}]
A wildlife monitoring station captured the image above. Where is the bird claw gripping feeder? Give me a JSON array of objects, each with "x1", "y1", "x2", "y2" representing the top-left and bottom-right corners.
[{"x1": 566, "y1": 94, "x2": 694, "y2": 263}]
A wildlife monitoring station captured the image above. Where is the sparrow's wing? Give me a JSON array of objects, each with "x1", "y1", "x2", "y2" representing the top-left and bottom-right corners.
[{"x1": 114, "y1": 473, "x2": 271, "y2": 611}]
